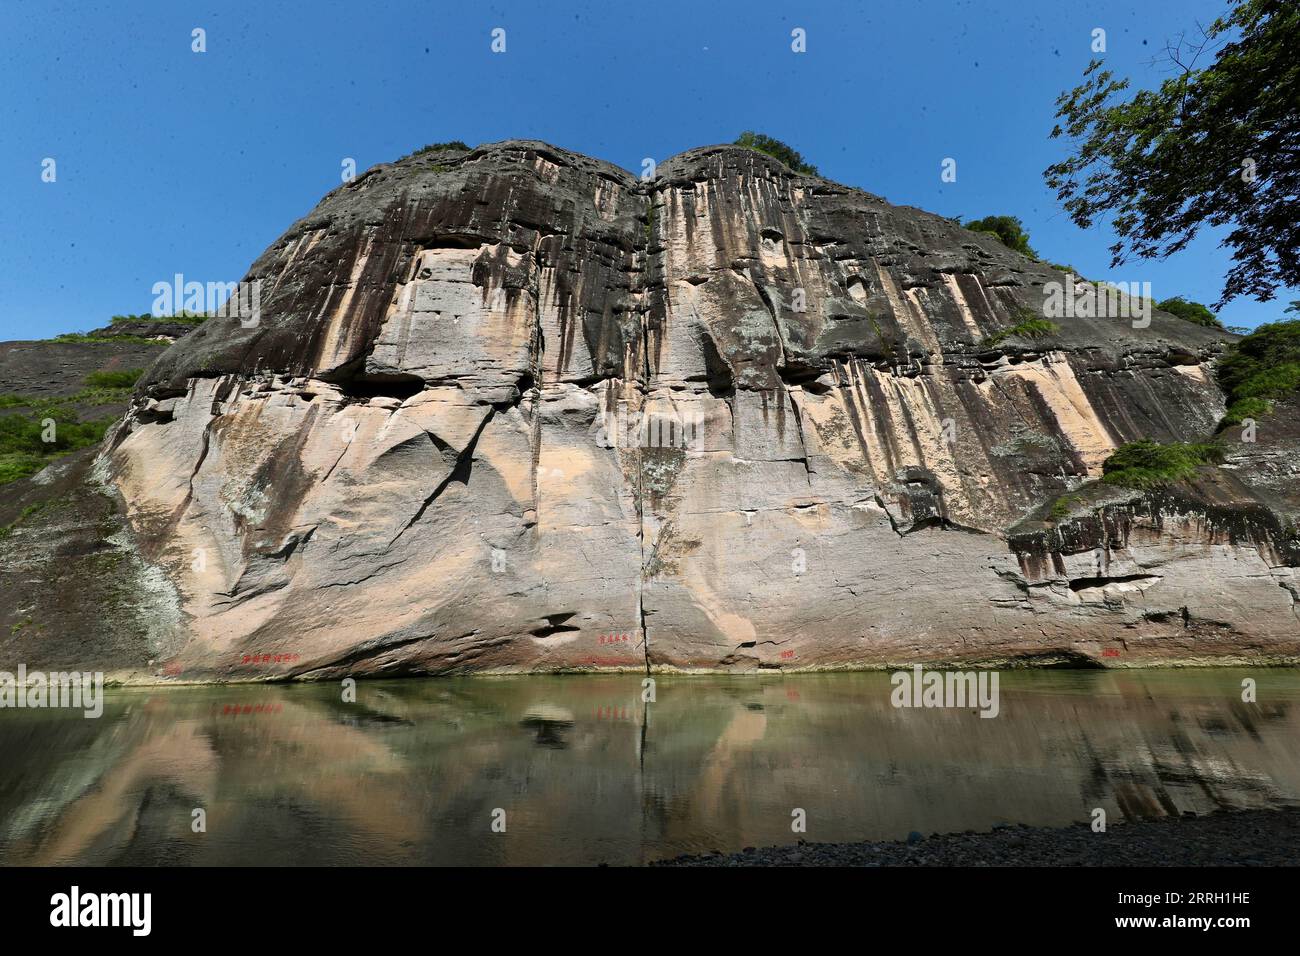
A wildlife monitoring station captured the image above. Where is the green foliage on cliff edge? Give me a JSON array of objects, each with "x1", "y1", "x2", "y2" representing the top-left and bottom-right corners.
[
  {"x1": 50, "y1": 312, "x2": 209, "y2": 344},
  {"x1": 1217, "y1": 319, "x2": 1300, "y2": 426},
  {"x1": 961, "y1": 215, "x2": 1226, "y2": 334},
  {"x1": 1156, "y1": 297, "x2": 1223, "y2": 330},
  {"x1": 52, "y1": 332, "x2": 166, "y2": 345},
  {"x1": 399, "y1": 141, "x2": 471, "y2": 162},
  {"x1": 1100, "y1": 439, "x2": 1223, "y2": 489},
  {"x1": 963, "y1": 215, "x2": 1038, "y2": 259},
  {"x1": 1049, "y1": 495, "x2": 1078, "y2": 520},
  {"x1": 734, "y1": 132, "x2": 818, "y2": 175},
  {"x1": 110, "y1": 311, "x2": 208, "y2": 326},
  {"x1": 980, "y1": 310, "x2": 1060, "y2": 347}
]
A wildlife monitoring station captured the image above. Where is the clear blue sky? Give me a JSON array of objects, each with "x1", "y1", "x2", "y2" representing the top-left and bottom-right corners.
[{"x1": 2, "y1": 0, "x2": 1293, "y2": 340}]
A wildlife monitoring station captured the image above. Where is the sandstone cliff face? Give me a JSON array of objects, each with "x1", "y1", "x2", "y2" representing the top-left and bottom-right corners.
[{"x1": 76, "y1": 140, "x2": 1300, "y2": 679}]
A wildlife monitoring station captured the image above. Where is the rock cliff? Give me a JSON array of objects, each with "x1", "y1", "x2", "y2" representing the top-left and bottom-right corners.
[{"x1": 5, "y1": 140, "x2": 1298, "y2": 680}]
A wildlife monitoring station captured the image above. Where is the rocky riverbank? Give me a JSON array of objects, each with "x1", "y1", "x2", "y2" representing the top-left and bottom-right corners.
[{"x1": 652, "y1": 807, "x2": 1300, "y2": 866}]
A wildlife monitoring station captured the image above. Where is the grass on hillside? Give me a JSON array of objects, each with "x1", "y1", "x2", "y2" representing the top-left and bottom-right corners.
[
  {"x1": 52, "y1": 332, "x2": 171, "y2": 345},
  {"x1": 1099, "y1": 439, "x2": 1223, "y2": 489},
  {"x1": 84, "y1": 368, "x2": 144, "y2": 389},
  {"x1": 48, "y1": 311, "x2": 206, "y2": 345},
  {"x1": 0, "y1": 367, "x2": 142, "y2": 485},
  {"x1": 110, "y1": 311, "x2": 208, "y2": 326}
]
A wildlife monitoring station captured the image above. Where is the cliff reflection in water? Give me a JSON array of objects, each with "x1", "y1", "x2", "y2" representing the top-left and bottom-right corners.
[{"x1": 1, "y1": 670, "x2": 1297, "y2": 865}]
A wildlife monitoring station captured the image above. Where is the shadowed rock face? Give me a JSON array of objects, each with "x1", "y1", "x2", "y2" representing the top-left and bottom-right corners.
[{"x1": 43, "y1": 139, "x2": 1298, "y2": 681}]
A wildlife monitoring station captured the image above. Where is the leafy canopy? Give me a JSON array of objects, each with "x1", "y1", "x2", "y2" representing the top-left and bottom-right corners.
[
  {"x1": 733, "y1": 132, "x2": 818, "y2": 175},
  {"x1": 1045, "y1": 0, "x2": 1300, "y2": 305},
  {"x1": 963, "y1": 215, "x2": 1038, "y2": 259},
  {"x1": 1216, "y1": 318, "x2": 1300, "y2": 424},
  {"x1": 1156, "y1": 296, "x2": 1223, "y2": 329},
  {"x1": 397, "y1": 141, "x2": 471, "y2": 163}
]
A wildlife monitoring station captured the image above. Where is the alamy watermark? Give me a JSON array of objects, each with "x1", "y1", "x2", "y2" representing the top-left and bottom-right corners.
[
  {"x1": 890, "y1": 664, "x2": 1000, "y2": 718},
  {"x1": 151, "y1": 273, "x2": 262, "y2": 328},
  {"x1": 50, "y1": 886, "x2": 150, "y2": 936},
  {"x1": 1043, "y1": 273, "x2": 1151, "y2": 328},
  {"x1": 0, "y1": 665, "x2": 104, "y2": 718},
  {"x1": 592, "y1": 401, "x2": 705, "y2": 451}
]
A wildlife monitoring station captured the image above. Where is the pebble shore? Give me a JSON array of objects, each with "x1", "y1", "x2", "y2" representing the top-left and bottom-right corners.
[{"x1": 653, "y1": 807, "x2": 1300, "y2": 866}]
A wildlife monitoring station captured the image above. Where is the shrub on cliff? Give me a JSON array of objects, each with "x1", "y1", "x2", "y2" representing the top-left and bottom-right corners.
[
  {"x1": 980, "y1": 311, "x2": 1059, "y2": 347},
  {"x1": 1156, "y1": 297, "x2": 1223, "y2": 329},
  {"x1": 1217, "y1": 318, "x2": 1300, "y2": 425},
  {"x1": 963, "y1": 215, "x2": 1038, "y2": 259},
  {"x1": 733, "y1": 132, "x2": 818, "y2": 175},
  {"x1": 1100, "y1": 439, "x2": 1222, "y2": 489},
  {"x1": 399, "y1": 141, "x2": 470, "y2": 162}
]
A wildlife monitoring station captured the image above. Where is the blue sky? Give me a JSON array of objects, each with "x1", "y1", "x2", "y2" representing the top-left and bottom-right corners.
[{"x1": 2, "y1": 0, "x2": 1293, "y2": 340}]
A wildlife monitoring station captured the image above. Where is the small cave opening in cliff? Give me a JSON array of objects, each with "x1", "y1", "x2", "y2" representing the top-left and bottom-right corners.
[
  {"x1": 778, "y1": 362, "x2": 828, "y2": 392},
  {"x1": 330, "y1": 369, "x2": 426, "y2": 401},
  {"x1": 531, "y1": 613, "x2": 582, "y2": 638},
  {"x1": 845, "y1": 274, "x2": 872, "y2": 299},
  {"x1": 411, "y1": 233, "x2": 485, "y2": 251},
  {"x1": 1067, "y1": 574, "x2": 1162, "y2": 592}
]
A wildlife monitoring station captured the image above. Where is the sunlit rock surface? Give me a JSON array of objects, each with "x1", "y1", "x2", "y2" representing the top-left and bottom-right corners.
[{"x1": 18, "y1": 140, "x2": 1298, "y2": 681}]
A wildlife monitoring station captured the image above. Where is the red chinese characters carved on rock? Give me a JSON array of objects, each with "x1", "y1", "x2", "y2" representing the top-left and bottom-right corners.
[{"x1": 241, "y1": 653, "x2": 301, "y2": 665}]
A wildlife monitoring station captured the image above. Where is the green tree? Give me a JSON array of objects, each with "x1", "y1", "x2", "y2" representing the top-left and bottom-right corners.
[
  {"x1": 1216, "y1": 318, "x2": 1300, "y2": 423},
  {"x1": 398, "y1": 141, "x2": 471, "y2": 162},
  {"x1": 1044, "y1": 0, "x2": 1300, "y2": 305},
  {"x1": 733, "y1": 132, "x2": 818, "y2": 175},
  {"x1": 1156, "y1": 296, "x2": 1223, "y2": 329},
  {"x1": 963, "y1": 215, "x2": 1038, "y2": 258}
]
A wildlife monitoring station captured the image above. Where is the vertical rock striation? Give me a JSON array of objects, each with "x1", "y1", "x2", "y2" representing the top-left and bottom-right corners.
[{"x1": 85, "y1": 140, "x2": 1298, "y2": 681}]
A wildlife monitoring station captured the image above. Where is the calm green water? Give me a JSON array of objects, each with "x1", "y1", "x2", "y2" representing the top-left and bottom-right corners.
[{"x1": 1, "y1": 670, "x2": 1298, "y2": 865}]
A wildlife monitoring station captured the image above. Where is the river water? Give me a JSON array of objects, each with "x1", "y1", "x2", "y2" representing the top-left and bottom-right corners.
[{"x1": 1, "y1": 669, "x2": 1297, "y2": 865}]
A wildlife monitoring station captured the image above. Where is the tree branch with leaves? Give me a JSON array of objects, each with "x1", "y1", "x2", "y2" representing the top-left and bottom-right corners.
[{"x1": 1044, "y1": 0, "x2": 1299, "y2": 306}]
